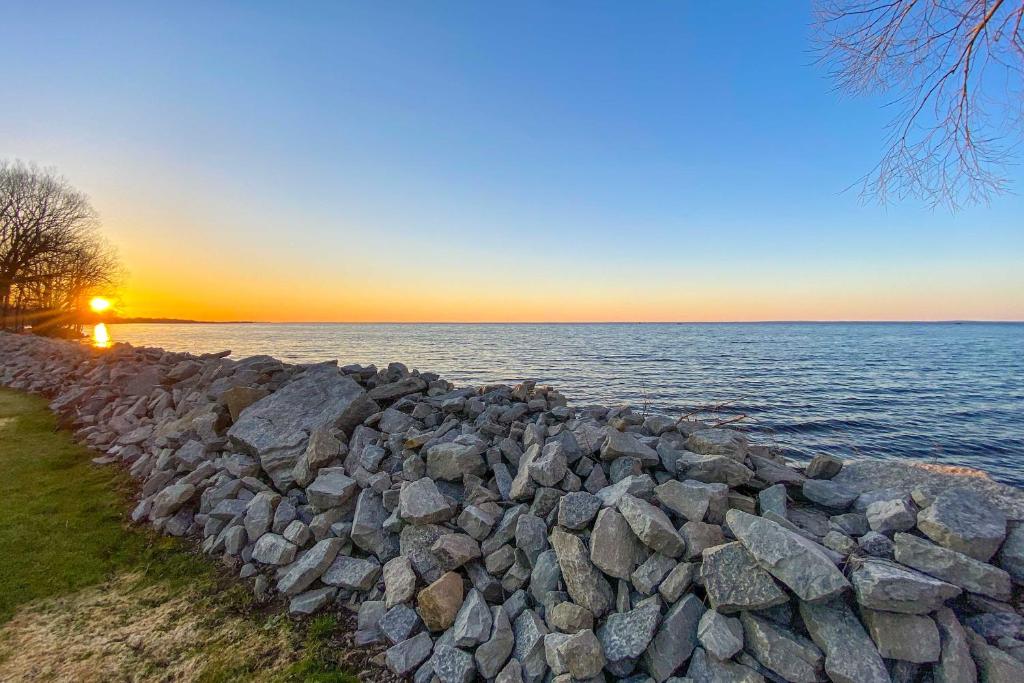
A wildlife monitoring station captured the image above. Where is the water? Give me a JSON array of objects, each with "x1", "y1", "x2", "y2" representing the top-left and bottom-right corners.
[{"x1": 98, "y1": 322, "x2": 1024, "y2": 485}]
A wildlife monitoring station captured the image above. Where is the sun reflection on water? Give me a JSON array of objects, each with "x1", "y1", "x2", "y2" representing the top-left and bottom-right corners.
[{"x1": 92, "y1": 322, "x2": 111, "y2": 348}]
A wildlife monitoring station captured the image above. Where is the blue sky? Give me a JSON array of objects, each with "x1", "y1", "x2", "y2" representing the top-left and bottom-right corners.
[{"x1": 2, "y1": 1, "x2": 1022, "y2": 321}]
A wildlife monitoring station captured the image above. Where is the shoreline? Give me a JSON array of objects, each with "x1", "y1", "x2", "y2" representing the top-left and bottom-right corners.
[{"x1": 2, "y1": 331, "x2": 1023, "y2": 681}]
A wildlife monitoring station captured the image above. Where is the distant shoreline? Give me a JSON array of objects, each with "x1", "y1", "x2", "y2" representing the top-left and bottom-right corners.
[
  {"x1": 106, "y1": 317, "x2": 257, "y2": 325},
  {"x1": 104, "y1": 319, "x2": 1024, "y2": 325}
]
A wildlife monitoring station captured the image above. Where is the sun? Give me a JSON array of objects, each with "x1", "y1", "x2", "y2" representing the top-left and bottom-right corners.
[{"x1": 89, "y1": 296, "x2": 112, "y2": 313}]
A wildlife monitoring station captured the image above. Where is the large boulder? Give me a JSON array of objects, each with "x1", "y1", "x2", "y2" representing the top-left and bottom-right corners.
[
  {"x1": 799, "y1": 599, "x2": 889, "y2": 683},
  {"x1": 916, "y1": 487, "x2": 1007, "y2": 562},
  {"x1": 227, "y1": 366, "x2": 376, "y2": 489}
]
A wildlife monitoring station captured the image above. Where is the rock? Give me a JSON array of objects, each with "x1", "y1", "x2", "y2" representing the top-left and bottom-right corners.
[
  {"x1": 799, "y1": 599, "x2": 890, "y2": 683},
  {"x1": 322, "y1": 555, "x2": 381, "y2": 591},
  {"x1": 289, "y1": 586, "x2": 336, "y2": 616},
  {"x1": 866, "y1": 497, "x2": 917, "y2": 534},
  {"x1": 220, "y1": 385, "x2": 270, "y2": 422},
  {"x1": 351, "y1": 488, "x2": 399, "y2": 559},
  {"x1": 379, "y1": 604, "x2": 422, "y2": 645},
  {"x1": 655, "y1": 479, "x2": 729, "y2": 523},
  {"x1": 686, "y1": 647, "x2": 765, "y2": 682},
  {"x1": 590, "y1": 508, "x2": 645, "y2": 580},
  {"x1": 495, "y1": 659, "x2": 524, "y2": 683},
  {"x1": 558, "y1": 492, "x2": 602, "y2": 530},
  {"x1": 151, "y1": 483, "x2": 195, "y2": 518},
  {"x1": 632, "y1": 552, "x2": 676, "y2": 595},
  {"x1": 803, "y1": 479, "x2": 858, "y2": 510},
  {"x1": 452, "y1": 589, "x2": 492, "y2": 647},
  {"x1": 917, "y1": 488, "x2": 1007, "y2": 562},
  {"x1": 549, "y1": 527, "x2": 614, "y2": 618},
  {"x1": 677, "y1": 452, "x2": 754, "y2": 487},
  {"x1": 292, "y1": 427, "x2": 342, "y2": 487},
  {"x1": 227, "y1": 366, "x2": 374, "y2": 489},
  {"x1": 386, "y1": 632, "x2": 434, "y2": 676},
  {"x1": 384, "y1": 556, "x2": 418, "y2": 608},
  {"x1": 858, "y1": 530, "x2": 895, "y2": 558},
  {"x1": 658, "y1": 561, "x2": 695, "y2": 603},
  {"x1": 701, "y1": 541, "x2": 788, "y2": 613},
  {"x1": 996, "y1": 523, "x2": 1024, "y2": 583},
  {"x1": 528, "y1": 442, "x2": 568, "y2": 486},
  {"x1": 893, "y1": 532, "x2": 1012, "y2": 600},
  {"x1": 512, "y1": 609, "x2": 549, "y2": 683},
  {"x1": 685, "y1": 428, "x2": 746, "y2": 456},
  {"x1": 726, "y1": 510, "x2": 850, "y2": 602},
  {"x1": 679, "y1": 521, "x2": 724, "y2": 561},
  {"x1": 368, "y1": 375, "x2": 427, "y2": 401},
  {"x1": 850, "y1": 558, "x2": 961, "y2": 614},
  {"x1": 598, "y1": 596, "x2": 662, "y2": 666},
  {"x1": 601, "y1": 429, "x2": 658, "y2": 464},
  {"x1": 697, "y1": 610, "x2": 743, "y2": 660},
  {"x1": 251, "y1": 533, "x2": 297, "y2": 565},
  {"x1": 529, "y1": 549, "x2": 561, "y2": 603},
  {"x1": 417, "y1": 571, "x2": 464, "y2": 632},
  {"x1": 426, "y1": 436, "x2": 486, "y2": 481},
  {"x1": 967, "y1": 627, "x2": 1024, "y2": 682},
  {"x1": 740, "y1": 612, "x2": 824, "y2": 683},
  {"x1": 557, "y1": 629, "x2": 606, "y2": 680},
  {"x1": 643, "y1": 593, "x2": 704, "y2": 683},
  {"x1": 548, "y1": 602, "x2": 594, "y2": 634},
  {"x1": 758, "y1": 483, "x2": 788, "y2": 519},
  {"x1": 861, "y1": 609, "x2": 940, "y2": 663},
  {"x1": 400, "y1": 477, "x2": 453, "y2": 525},
  {"x1": 618, "y1": 494, "x2": 686, "y2": 558},
  {"x1": 432, "y1": 644, "x2": 476, "y2": 683},
  {"x1": 515, "y1": 514, "x2": 549, "y2": 567},
  {"x1": 458, "y1": 505, "x2": 497, "y2": 541},
  {"x1": 595, "y1": 474, "x2": 655, "y2": 507},
  {"x1": 306, "y1": 467, "x2": 357, "y2": 508},
  {"x1": 476, "y1": 606, "x2": 514, "y2": 679},
  {"x1": 806, "y1": 453, "x2": 843, "y2": 479},
  {"x1": 277, "y1": 537, "x2": 343, "y2": 595},
  {"x1": 933, "y1": 607, "x2": 977, "y2": 683},
  {"x1": 432, "y1": 533, "x2": 481, "y2": 571}
]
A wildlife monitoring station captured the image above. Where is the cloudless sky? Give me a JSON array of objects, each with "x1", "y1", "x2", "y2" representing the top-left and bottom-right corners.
[{"x1": 2, "y1": 1, "x2": 1022, "y2": 321}]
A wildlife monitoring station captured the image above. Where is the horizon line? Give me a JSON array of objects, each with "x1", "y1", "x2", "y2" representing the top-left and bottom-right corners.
[{"x1": 106, "y1": 319, "x2": 1024, "y2": 325}]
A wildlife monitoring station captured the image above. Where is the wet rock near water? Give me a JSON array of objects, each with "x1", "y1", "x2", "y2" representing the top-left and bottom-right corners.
[{"x1": 3, "y1": 331, "x2": 1024, "y2": 682}]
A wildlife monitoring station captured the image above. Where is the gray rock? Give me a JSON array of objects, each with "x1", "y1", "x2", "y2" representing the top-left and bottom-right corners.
[
  {"x1": 549, "y1": 527, "x2": 614, "y2": 618},
  {"x1": 861, "y1": 608, "x2": 940, "y2": 663},
  {"x1": 384, "y1": 555, "x2": 418, "y2": 608},
  {"x1": 512, "y1": 609, "x2": 549, "y2": 683},
  {"x1": 590, "y1": 507, "x2": 645, "y2": 580},
  {"x1": 495, "y1": 659, "x2": 523, "y2": 683},
  {"x1": 658, "y1": 561, "x2": 695, "y2": 603},
  {"x1": 866, "y1": 497, "x2": 917, "y2": 534},
  {"x1": 830, "y1": 512, "x2": 869, "y2": 536},
  {"x1": 458, "y1": 505, "x2": 496, "y2": 541},
  {"x1": 380, "y1": 604, "x2": 423, "y2": 645},
  {"x1": 322, "y1": 555, "x2": 381, "y2": 591},
  {"x1": 680, "y1": 521, "x2": 725, "y2": 561},
  {"x1": 685, "y1": 428, "x2": 747, "y2": 456},
  {"x1": 599, "y1": 596, "x2": 662, "y2": 666},
  {"x1": 351, "y1": 488, "x2": 399, "y2": 560},
  {"x1": 803, "y1": 479, "x2": 858, "y2": 510},
  {"x1": 386, "y1": 632, "x2": 434, "y2": 676},
  {"x1": 596, "y1": 474, "x2": 655, "y2": 508},
  {"x1": 893, "y1": 532, "x2": 1012, "y2": 600},
  {"x1": 686, "y1": 647, "x2": 765, "y2": 682},
  {"x1": 697, "y1": 610, "x2": 743, "y2": 660},
  {"x1": 432, "y1": 533, "x2": 481, "y2": 572},
  {"x1": 643, "y1": 594, "x2": 704, "y2": 683},
  {"x1": 558, "y1": 492, "x2": 602, "y2": 530},
  {"x1": 277, "y1": 537, "x2": 343, "y2": 595},
  {"x1": 548, "y1": 602, "x2": 594, "y2": 634},
  {"x1": 850, "y1": 558, "x2": 961, "y2": 614},
  {"x1": 806, "y1": 453, "x2": 843, "y2": 479},
  {"x1": 799, "y1": 599, "x2": 889, "y2": 683},
  {"x1": 741, "y1": 612, "x2": 824, "y2": 683},
  {"x1": 475, "y1": 606, "x2": 514, "y2": 679},
  {"x1": 558, "y1": 629, "x2": 606, "y2": 680},
  {"x1": 726, "y1": 510, "x2": 849, "y2": 602},
  {"x1": 966, "y1": 627, "x2": 1024, "y2": 682},
  {"x1": 858, "y1": 530, "x2": 895, "y2": 558},
  {"x1": 933, "y1": 607, "x2": 977, "y2": 683},
  {"x1": 632, "y1": 552, "x2": 676, "y2": 595},
  {"x1": 432, "y1": 644, "x2": 476, "y2": 683},
  {"x1": 243, "y1": 491, "x2": 279, "y2": 540},
  {"x1": 453, "y1": 589, "x2": 493, "y2": 648},
  {"x1": 601, "y1": 429, "x2": 659, "y2": 464},
  {"x1": 515, "y1": 514, "x2": 549, "y2": 567},
  {"x1": 544, "y1": 632, "x2": 571, "y2": 676},
  {"x1": 677, "y1": 453, "x2": 754, "y2": 487},
  {"x1": 996, "y1": 523, "x2": 1024, "y2": 584},
  {"x1": 227, "y1": 366, "x2": 373, "y2": 489},
  {"x1": 400, "y1": 477, "x2": 453, "y2": 525},
  {"x1": 529, "y1": 550, "x2": 562, "y2": 603},
  {"x1": 655, "y1": 479, "x2": 730, "y2": 524},
  {"x1": 251, "y1": 533, "x2": 297, "y2": 565},
  {"x1": 289, "y1": 586, "x2": 337, "y2": 616},
  {"x1": 701, "y1": 541, "x2": 788, "y2": 614},
  {"x1": 618, "y1": 494, "x2": 686, "y2": 558},
  {"x1": 917, "y1": 487, "x2": 1007, "y2": 562},
  {"x1": 426, "y1": 436, "x2": 487, "y2": 481},
  {"x1": 292, "y1": 427, "x2": 342, "y2": 487},
  {"x1": 151, "y1": 482, "x2": 195, "y2": 518},
  {"x1": 306, "y1": 467, "x2": 357, "y2": 509},
  {"x1": 529, "y1": 442, "x2": 568, "y2": 486},
  {"x1": 758, "y1": 484, "x2": 788, "y2": 519}
]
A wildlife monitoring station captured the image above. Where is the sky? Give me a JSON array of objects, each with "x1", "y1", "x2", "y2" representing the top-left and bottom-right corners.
[{"x1": 2, "y1": 1, "x2": 1022, "y2": 322}]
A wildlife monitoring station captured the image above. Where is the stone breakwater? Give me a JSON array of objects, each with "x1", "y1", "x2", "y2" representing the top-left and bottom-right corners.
[{"x1": 2, "y1": 332, "x2": 1024, "y2": 683}]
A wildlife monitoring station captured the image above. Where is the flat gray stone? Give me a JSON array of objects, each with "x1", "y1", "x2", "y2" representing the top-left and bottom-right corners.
[
  {"x1": 726, "y1": 510, "x2": 849, "y2": 603},
  {"x1": 701, "y1": 542, "x2": 788, "y2": 614},
  {"x1": 475, "y1": 606, "x2": 514, "y2": 679},
  {"x1": 618, "y1": 494, "x2": 686, "y2": 558},
  {"x1": 400, "y1": 477, "x2": 453, "y2": 525},
  {"x1": 432, "y1": 644, "x2": 476, "y2": 683},
  {"x1": 251, "y1": 533, "x2": 296, "y2": 565},
  {"x1": 850, "y1": 558, "x2": 961, "y2": 614},
  {"x1": 386, "y1": 632, "x2": 434, "y2": 676},
  {"x1": 549, "y1": 527, "x2": 614, "y2": 618},
  {"x1": 598, "y1": 596, "x2": 662, "y2": 665},
  {"x1": 322, "y1": 555, "x2": 381, "y2": 591},
  {"x1": 697, "y1": 610, "x2": 743, "y2": 660},
  {"x1": 590, "y1": 507, "x2": 645, "y2": 580},
  {"x1": 558, "y1": 491, "x2": 602, "y2": 530},
  {"x1": 306, "y1": 467, "x2": 357, "y2": 509},
  {"x1": 861, "y1": 608, "x2": 940, "y2": 663},
  {"x1": 277, "y1": 537, "x2": 343, "y2": 595},
  {"x1": 452, "y1": 588, "x2": 492, "y2": 648},
  {"x1": 803, "y1": 479, "x2": 858, "y2": 510},
  {"x1": 642, "y1": 593, "x2": 704, "y2": 683},
  {"x1": 933, "y1": 607, "x2": 977, "y2": 683},
  {"x1": 655, "y1": 479, "x2": 730, "y2": 523},
  {"x1": 799, "y1": 599, "x2": 889, "y2": 683},
  {"x1": 893, "y1": 532, "x2": 1012, "y2": 600},
  {"x1": 917, "y1": 487, "x2": 1007, "y2": 562},
  {"x1": 512, "y1": 609, "x2": 549, "y2": 683},
  {"x1": 741, "y1": 612, "x2": 824, "y2": 683}
]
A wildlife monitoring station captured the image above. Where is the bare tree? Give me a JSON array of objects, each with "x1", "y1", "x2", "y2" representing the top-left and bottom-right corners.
[
  {"x1": 0, "y1": 160, "x2": 120, "y2": 333},
  {"x1": 816, "y1": 0, "x2": 1024, "y2": 209}
]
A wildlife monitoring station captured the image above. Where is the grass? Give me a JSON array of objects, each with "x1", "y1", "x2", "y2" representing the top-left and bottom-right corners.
[{"x1": 0, "y1": 387, "x2": 358, "y2": 682}]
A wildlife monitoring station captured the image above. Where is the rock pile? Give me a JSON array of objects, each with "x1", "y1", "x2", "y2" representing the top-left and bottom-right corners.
[{"x1": 3, "y1": 331, "x2": 1024, "y2": 683}]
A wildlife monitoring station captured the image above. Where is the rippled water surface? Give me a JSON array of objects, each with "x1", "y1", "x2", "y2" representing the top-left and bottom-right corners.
[{"x1": 102, "y1": 322, "x2": 1024, "y2": 484}]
